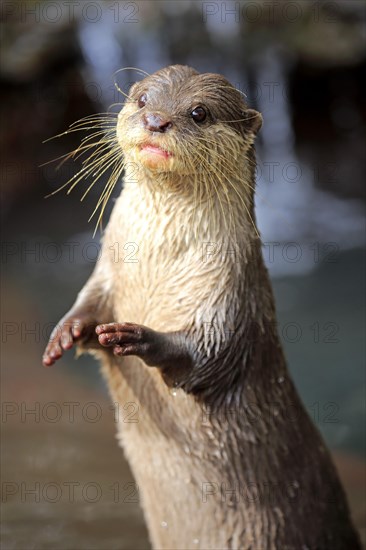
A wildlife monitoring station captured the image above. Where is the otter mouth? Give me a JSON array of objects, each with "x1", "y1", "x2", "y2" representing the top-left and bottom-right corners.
[
  {"x1": 139, "y1": 143, "x2": 173, "y2": 159},
  {"x1": 137, "y1": 142, "x2": 174, "y2": 170}
]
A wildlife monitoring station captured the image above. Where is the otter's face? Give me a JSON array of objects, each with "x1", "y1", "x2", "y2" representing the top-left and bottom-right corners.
[{"x1": 117, "y1": 65, "x2": 262, "y2": 177}]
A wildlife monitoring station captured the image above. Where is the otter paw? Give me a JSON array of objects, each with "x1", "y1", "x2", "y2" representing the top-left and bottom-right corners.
[
  {"x1": 95, "y1": 322, "x2": 157, "y2": 359},
  {"x1": 43, "y1": 315, "x2": 96, "y2": 367}
]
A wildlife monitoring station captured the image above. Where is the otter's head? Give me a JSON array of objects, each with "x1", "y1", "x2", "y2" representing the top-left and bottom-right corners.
[
  {"x1": 117, "y1": 65, "x2": 262, "y2": 180},
  {"x1": 47, "y1": 65, "x2": 263, "y2": 232}
]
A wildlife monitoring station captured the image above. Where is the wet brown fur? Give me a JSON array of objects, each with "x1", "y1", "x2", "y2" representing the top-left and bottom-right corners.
[{"x1": 45, "y1": 66, "x2": 361, "y2": 549}]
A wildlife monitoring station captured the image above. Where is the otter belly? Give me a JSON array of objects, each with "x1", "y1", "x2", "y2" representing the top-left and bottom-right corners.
[{"x1": 100, "y1": 353, "x2": 262, "y2": 550}]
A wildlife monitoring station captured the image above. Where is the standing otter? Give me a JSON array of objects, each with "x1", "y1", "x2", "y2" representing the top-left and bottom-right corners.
[{"x1": 43, "y1": 65, "x2": 360, "y2": 549}]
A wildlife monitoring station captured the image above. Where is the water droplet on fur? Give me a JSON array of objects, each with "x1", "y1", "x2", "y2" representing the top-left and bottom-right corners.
[
  {"x1": 278, "y1": 376, "x2": 285, "y2": 384},
  {"x1": 161, "y1": 521, "x2": 168, "y2": 528}
]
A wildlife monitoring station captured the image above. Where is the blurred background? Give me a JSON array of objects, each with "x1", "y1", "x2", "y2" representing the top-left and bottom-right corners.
[{"x1": 1, "y1": 1, "x2": 365, "y2": 548}]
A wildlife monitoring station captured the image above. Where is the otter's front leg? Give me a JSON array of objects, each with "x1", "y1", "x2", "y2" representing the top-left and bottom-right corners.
[
  {"x1": 43, "y1": 262, "x2": 113, "y2": 367},
  {"x1": 96, "y1": 322, "x2": 193, "y2": 371}
]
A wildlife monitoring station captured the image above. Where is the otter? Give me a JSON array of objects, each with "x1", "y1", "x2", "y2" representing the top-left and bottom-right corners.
[{"x1": 43, "y1": 65, "x2": 361, "y2": 549}]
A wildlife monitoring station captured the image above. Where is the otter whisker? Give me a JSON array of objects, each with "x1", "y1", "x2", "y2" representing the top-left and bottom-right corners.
[
  {"x1": 195, "y1": 140, "x2": 259, "y2": 238},
  {"x1": 92, "y1": 163, "x2": 122, "y2": 214},
  {"x1": 43, "y1": 142, "x2": 114, "y2": 197},
  {"x1": 44, "y1": 107, "x2": 121, "y2": 213},
  {"x1": 181, "y1": 143, "x2": 205, "y2": 236},
  {"x1": 91, "y1": 159, "x2": 125, "y2": 235},
  {"x1": 51, "y1": 138, "x2": 116, "y2": 175},
  {"x1": 194, "y1": 135, "x2": 257, "y2": 185},
  {"x1": 222, "y1": 114, "x2": 262, "y2": 124},
  {"x1": 195, "y1": 136, "x2": 292, "y2": 231},
  {"x1": 66, "y1": 147, "x2": 121, "y2": 196},
  {"x1": 193, "y1": 147, "x2": 230, "y2": 235},
  {"x1": 77, "y1": 137, "x2": 118, "y2": 165},
  {"x1": 80, "y1": 150, "x2": 122, "y2": 201},
  {"x1": 114, "y1": 66, "x2": 151, "y2": 101},
  {"x1": 43, "y1": 114, "x2": 118, "y2": 143},
  {"x1": 91, "y1": 159, "x2": 123, "y2": 208}
]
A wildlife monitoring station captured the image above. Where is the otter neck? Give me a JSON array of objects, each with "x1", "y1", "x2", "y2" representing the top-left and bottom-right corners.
[{"x1": 123, "y1": 157, "x2": 258, "y2": 245}]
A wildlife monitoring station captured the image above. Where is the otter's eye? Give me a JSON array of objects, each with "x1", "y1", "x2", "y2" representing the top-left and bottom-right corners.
[
  {"x1": 191, "y1": 106, "x2": 207, "y2": 123},
  {"x1": 138, "y1": 94, "x2": 147, "y2": 108}
]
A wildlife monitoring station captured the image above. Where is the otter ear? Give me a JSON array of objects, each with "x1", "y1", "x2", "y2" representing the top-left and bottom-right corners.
[{"x1": 243, "y1": 109, "x2": 263, "y2": 135}]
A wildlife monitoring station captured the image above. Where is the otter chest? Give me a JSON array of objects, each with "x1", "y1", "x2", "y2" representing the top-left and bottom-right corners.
[{"x1": 103, "y1": 196, "x2": 235, "y2": 332}]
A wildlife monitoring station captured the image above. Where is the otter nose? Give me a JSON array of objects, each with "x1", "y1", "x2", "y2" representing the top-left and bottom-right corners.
[{"x1": 143, "y1": 113, "x2": 172, "y2": 133}]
